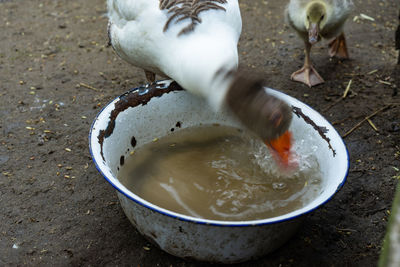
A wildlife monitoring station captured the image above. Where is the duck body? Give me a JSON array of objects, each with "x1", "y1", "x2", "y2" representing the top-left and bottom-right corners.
[
  {"x1": 107, "y1": 0, "x2": 292, "y2": 145},
  {"x1": 286, "y1": 0, "x2": 354, "y2": 87}
]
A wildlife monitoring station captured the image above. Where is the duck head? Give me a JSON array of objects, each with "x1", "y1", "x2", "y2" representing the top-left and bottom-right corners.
[
  {"x1": 225, "y1": 70, "x2": 294, "y2": 168},
  {"x1": 225, "y1": 70, "x2": 292, "y2": 143},
  {"x1": 305, "y1": 1, "x2": 327, "y2": 44}
]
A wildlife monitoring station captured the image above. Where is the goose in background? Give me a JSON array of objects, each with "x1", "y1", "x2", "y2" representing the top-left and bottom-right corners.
[{"x1": 286, "y1": 0, "x2": 354, "y2": 87}]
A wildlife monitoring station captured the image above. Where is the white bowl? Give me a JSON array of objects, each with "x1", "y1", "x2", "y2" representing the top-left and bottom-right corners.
[{"x1": 89, "y1": 80, "x2": 349, "y2": 263}]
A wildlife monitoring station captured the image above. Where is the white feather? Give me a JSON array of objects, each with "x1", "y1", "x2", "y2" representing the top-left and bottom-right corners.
[{"x1": 107, "y1": 0, "x2": 242, "y2": 110}]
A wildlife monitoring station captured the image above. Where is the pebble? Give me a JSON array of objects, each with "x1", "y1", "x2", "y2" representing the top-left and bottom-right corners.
[
  {"x1": 0, "y1": 155, "x2": 9, "y2": 165},
  {"x1": 272, "y1": 182, "x2": 287, "y2": 190}
]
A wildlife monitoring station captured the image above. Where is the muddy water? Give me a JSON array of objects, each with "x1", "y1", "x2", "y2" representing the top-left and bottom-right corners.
[{"x1": 118, "y1": 125, "x2": 322, "y2": 221}]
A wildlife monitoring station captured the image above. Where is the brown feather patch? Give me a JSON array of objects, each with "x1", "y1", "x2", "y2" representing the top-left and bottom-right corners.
[{"x1": 159, "y1": 0, "x2": 227, "y2": 36}]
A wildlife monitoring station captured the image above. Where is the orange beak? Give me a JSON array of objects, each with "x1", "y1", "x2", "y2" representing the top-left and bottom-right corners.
[{"x1": 266, "y1": 130, "x2": 294, "y2": 169}]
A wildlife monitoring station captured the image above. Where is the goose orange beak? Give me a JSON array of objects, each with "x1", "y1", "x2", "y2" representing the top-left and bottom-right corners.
[{"x1": 266, "y1": 130, "x2": 295, "y2": 169}]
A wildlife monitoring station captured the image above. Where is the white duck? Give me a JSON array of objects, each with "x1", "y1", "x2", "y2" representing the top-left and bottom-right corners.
[
  {"x1": 107, "y1": 0, "x2": 292, "y2": 145},
  {"x1": 286, "y1": 0, "x2": 354, "y2": 87}
]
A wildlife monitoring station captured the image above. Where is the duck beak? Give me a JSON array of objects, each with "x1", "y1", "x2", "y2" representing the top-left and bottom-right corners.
[
  {"x1": 265, "y1": 130, "x2": 294, "y2": 169},
  {"x1": 308, "y1": 23, "x2": 319, "y2": 44}
]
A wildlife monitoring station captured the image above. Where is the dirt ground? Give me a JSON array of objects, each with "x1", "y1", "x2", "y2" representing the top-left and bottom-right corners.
[{"x1": 1, "y1": 0, "x2": 399, "y2": 266}]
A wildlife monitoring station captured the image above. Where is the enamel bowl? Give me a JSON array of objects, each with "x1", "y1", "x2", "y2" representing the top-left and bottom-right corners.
[{"x1": 89, "y1": 80, "x2": 349, "y2": 263}]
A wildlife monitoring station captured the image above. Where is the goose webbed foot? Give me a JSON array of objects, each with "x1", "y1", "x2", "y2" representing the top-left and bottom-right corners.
[
  {"x1": 329, "y1": 33, "x2": 349, "y2": 59},
  {"x1": 291, "y1": 64, "x2": 324, "y2": 87}
]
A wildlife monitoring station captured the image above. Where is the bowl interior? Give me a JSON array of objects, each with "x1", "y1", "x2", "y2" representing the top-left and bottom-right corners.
[{"x1": 89, "y1": 80, "x2": 349, "y2": 226}]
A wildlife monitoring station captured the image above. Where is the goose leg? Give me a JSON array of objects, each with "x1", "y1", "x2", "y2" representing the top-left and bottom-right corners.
[
  {"x1": 291, "y1": 42, "x2": 324, "y2": 87},
  {"x1": 144, "y1": 70, "x2": 156, "y2": 83},
  {"x1": 329, "y1": 33, "x2": 349, "y2": 59}
]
